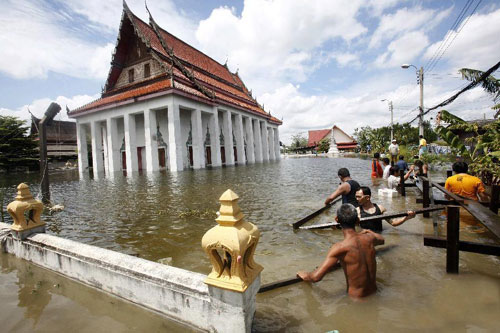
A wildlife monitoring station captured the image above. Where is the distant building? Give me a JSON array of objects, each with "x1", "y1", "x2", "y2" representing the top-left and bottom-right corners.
[
  {"x1": 308, "y1": 125, "x2": 357, "y2": 151},
  {"x1": 30, "y1": 117, "x2": 77, "y2": 158},
  {"x1": 68, "y1": 2, "x2": 281, "y2": 176}
]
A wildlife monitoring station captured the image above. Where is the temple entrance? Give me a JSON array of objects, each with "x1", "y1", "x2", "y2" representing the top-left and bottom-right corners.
[
  {"x1": 205, "y1": 146, "x2": 212, "y2": 166},
  {"x1": 220, "y1": 146, "x2": 226, "y2": 165},
  {"x1": 121, "y1": 151, "x2": 126, "y2": 170},
  {"x1": 137, "y1": 147, "x2": 145, "y2": 170},
  {"x1": 158, "y1": 148, "x2": 166, "y2": 168},
  {"x1": 188, "y1": 146, "x2": 193, "y2": 167}
]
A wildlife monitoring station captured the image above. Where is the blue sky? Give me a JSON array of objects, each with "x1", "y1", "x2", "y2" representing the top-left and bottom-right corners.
[{"x1": 1, "y1": 0, "x2": 499, "y2": 143}]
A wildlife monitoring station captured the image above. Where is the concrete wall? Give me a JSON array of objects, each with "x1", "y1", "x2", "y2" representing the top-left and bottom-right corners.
[{"x1": 0, "y1": 223, "x2": 258, "y2": 332}]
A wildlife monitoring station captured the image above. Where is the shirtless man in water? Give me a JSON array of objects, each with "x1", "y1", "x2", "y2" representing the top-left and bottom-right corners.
[{"x1": 297, "y1": 203, "x2": 384, "y2": 298}]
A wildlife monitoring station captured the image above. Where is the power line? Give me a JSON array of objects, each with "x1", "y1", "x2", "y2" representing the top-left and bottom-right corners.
[
  {"x1": 405, "y1": 59, "x2": 500, "y2": 124},
  {"x1": 427, "y1": 0, "x2": 483, "y2": 74},
  {"x1": 424, "y1": 0, "x2": 474, "y2": 73}
]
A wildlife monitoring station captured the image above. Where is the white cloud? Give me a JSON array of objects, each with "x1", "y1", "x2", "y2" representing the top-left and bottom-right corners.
[
  {"x1": 0, "y1": 0, "x2": 113, "y2": 80},
  {"x1": 0, "y1": 94, "x2": 98, "y2": 124},
  {"x1": 60, "y1": 0, "x2": 198, "y2": 47},
  {"x1": 374, "y1": 31, "x2": 429, "y2": 68},
  {"x1": 260, "y1": 79, "x2": 495, "y2": 145},
  {"x1": 424, "y1": 8, "x2": 500, "y2": 71},
  {"x1": 369, "y1": 6, "x2": 450, "y2": 48},
  {"x1": 196, "y1": 0, "x2": 368, "y2": 94}
]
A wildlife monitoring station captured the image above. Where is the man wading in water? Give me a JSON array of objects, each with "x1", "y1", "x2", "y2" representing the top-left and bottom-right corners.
[
  {"x1": 297, "y1": 204, "x2": 384, "y2": 299},
  {"x1": 325, "y1": 168, "x2": 361, "y2": 207},
  {"x1": 355, "y1": 186, "x2": 415, "y2": 232}
]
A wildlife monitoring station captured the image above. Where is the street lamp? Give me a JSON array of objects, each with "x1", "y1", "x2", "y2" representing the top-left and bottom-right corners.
[
  {"x1": 381, "y1": 99, "x2": 394, "y2": 141},
  {"x1": 401, "y1": 64, "x2": 424, "y2": 136}
]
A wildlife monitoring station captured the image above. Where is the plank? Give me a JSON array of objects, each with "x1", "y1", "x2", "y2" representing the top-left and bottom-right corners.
[
  {"x1": 423, "y1": 236, "x2": 500, "y2": 256},
  {"x1": 291, "y1": 197, "x2": 342, "y2": 229},
  {"x1": 258, "y1": 245, "x2": 397, "y2": 293},
  {"x1": 299, "y1": 206, "x2": 446, "y2": 230},
  {"x1": 431, "y1": 181, "x2": 500, "y2": 240}
]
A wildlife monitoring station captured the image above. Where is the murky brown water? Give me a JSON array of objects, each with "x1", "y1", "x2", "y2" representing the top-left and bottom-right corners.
[{"x1": 1, "y1": 157, "x2": 499, "y2": 332}]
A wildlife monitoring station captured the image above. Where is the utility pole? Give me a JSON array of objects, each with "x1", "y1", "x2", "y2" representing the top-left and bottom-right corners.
[
  {"x1": 389, "y1": 100, "x2": 394, "y2": 141},
  {"x1": 419, "y1": 66, "x2": 424, "y2": 137},
  {"x1": 39, "y1": 102, "x2": 61, "y2": 205}
]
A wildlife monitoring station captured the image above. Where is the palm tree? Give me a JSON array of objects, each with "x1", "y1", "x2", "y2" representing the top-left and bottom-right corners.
[{"x1": 459, "y1": 68, "x2": 500, "y2": 118}]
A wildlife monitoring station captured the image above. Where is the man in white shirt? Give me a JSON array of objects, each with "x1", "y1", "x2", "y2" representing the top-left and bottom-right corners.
[
  {"x1": 387, "y1": 166, "x2": 413, "y2": 189},
  {"x1": 388, "y1": 139, "x2": 399, "y2": 165},
  {"x1": 382, "y1": 157, "x2": 391, "y2": 179}
]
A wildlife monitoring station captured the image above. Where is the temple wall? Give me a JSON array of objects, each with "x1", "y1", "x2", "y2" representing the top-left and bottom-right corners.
[
  {"x1": 114, "y1": 59, "x2": 164, "y2": 90},
  {"x1": 0, "y1": 222, "x2": 258, "y2": 332}
]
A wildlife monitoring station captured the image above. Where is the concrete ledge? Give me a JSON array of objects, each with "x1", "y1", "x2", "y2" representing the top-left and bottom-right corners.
[{"x1": 0, "y1": 223, "x2": 258, "y2": 332}]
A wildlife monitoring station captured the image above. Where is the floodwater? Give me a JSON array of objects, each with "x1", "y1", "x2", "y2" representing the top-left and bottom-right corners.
[{"x1": 1, "y1": 157, "x2": 499, "y2": 332}]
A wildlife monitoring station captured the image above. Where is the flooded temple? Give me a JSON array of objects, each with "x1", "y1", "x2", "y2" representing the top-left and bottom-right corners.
[{"x1": 68, "y1": 2, "x2": 281, "y2": 175}]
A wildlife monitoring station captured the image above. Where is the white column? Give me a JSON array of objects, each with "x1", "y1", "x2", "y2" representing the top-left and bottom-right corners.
[
  {"x1": 102, "y1": 124, "x2": 109, "y2": 174},
  {"x1": 244, "y1": 117, "x2": 255, "y2": 164},
  {"x1": 144, "y1": 109, "x2": 159, "y2": 172},
  {"x1": 223, "y1": 110, "x2": 234, "y2": 165},
  {"x1": 235, "y1": 114, "x2": 245, "y2": 164},
  {"x1": 91, "y1": 121, "x2": 104, "y2": 177},
  {"x1": 167, "y1": 100, "x2": 184, "y2": 171},
  {"x1": 124, "y1": 113, "x2": 138, "y2": 172},
  {"x1": 209, "y1": 107, "x2": 222, "y2": 167},
  {"x1": 76, "y1": 122, "x2": 89, "y2": 174},
  {"x1": 191, "y1": 109, "x2": 204, "y2": 169},
  {"x1": 253, "y1": 119, "x2": 262, "y2": 162},
  {"x1": 274, "y1": 127, "x2": 281, "y2": 159},
  {"x1": 106, "y1": 118, "x2": 121, "y2": 173},
  {"x1": 261, "y1": 121, "x2": 269, "y2": 162},
  {"x1": 268, "y1": 127, "x2": 275, "y2": 160}
]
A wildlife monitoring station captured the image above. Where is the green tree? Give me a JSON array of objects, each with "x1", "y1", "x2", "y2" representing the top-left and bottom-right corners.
[
  {"x1": 317, "y1": 138, "x2": 330, "y2": 153},
  {"x1": 459, "y1": 68, "x2": 500, "y2": 118},
  {"x1": 435, "y1": 110, "x2": 500, "y2": 184},
  {"x1": 0, "y1": 116, "x2": 39, "y2": 171},
  {"x1": 290, "y1": 133, "x2": 308, "y2": 149}
]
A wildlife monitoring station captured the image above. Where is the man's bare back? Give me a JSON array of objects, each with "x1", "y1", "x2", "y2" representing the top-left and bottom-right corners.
[{"x1": 297, "y1": 204, "x2": 384, "y2": 299}]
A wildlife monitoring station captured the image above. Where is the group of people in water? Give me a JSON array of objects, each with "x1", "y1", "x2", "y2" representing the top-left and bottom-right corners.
[{"x1": 297, "y1": 149, "x2": 490, "y2": 299}]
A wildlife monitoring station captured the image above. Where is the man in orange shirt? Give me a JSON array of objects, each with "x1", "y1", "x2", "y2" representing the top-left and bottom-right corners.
[{"x1": 445, "y1": 162, "x2": 489, "y2": 201}]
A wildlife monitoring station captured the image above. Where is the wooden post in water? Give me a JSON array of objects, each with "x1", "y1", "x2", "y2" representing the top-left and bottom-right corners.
[
  {"x1": 39, "y1": 103, "x2": 61, "y2": 204},
  {"x1": 399, "y1": 171, "x2": 405, "y2": 196},
  {"x1": 446, "y1": 170, "x2": 453, "y2": 178},
  {"x1": 423, "y1": 179, "x2": 430, "y2": 217},
  {"x1": 489, "y1": 185, "x2": 499, "y2": 214},
  {"x1": 446, "y1": 206, "x2": 460, "y2": 274}
]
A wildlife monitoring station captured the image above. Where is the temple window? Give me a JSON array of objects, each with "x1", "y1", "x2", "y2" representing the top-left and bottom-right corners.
[
  {"x1": 128, "y1": 68, "x2": 134, "y2": 83},
  {"x1": 144, "y1": 63, "x2": 150, "y2": 78}
]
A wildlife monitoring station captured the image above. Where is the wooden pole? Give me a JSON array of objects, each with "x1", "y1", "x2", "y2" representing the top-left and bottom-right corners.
[
  {"x1": 489, "y1": 185, "x2": 499, "y2": 214},
  {"x1": 39, "y1": 103, "x2": 61, "y2": 205},
  {"x1": 300, "y1": 206, "x2": 446, "y2": 230},
  {"x1": 447, "y1": 170, "x2": 453, "y2": 178},
  {"x1": 446, "y1": 206, "x2": 460, "y2": 274},
  {"x1": 423, "y1": 179, "x2": 430, "y2": 217},
  {"x1": 399, "y1": 171, "x2": 406, "y2": 196},
  {"x1": 292, "y1": 197, "x2": 341, "y2": 229}
]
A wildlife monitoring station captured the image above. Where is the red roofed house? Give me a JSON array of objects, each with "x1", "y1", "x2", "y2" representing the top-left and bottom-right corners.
[
  {"x1": 68, "y1": 2, "x2": 281, "y2": 175},
  {"x1": 308, "y1": 125, "x2": 357, "y2": 151}
]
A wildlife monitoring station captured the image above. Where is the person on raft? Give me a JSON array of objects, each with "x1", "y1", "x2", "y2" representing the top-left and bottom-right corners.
[
  {"x1": 355, "y1": 186, "x2": 416, "y2": 232},
  {"x1": 297, "y1": 203, "x2": 385, "y2": 299},
  {"x1": 325, "y1": 168, "x2": 361, "y2": 207}
]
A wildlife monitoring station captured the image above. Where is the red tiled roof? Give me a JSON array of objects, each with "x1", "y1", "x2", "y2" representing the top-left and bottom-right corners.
[
  {"x1": 73, "y1": 78, "x2": 172, "y2": 115},
  {"x1": 308, "y1": 129, "x2": 330, "y2": 147},
  {"x1": 70, "y1": 5, "x2": 281, "y2": 125}
]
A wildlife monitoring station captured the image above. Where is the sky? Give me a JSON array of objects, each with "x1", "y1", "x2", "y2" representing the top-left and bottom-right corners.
[{"x1": 1, "y1": 0, "x2": 499, "y2": 144}]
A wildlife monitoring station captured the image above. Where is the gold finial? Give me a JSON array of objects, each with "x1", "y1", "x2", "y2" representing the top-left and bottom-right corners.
[
  {"x1": 7, "y1": 183, "x2": 45, "y2": 232},
  {"x1": 202, "y1": 189, "x2": 263, "y2": 292}
]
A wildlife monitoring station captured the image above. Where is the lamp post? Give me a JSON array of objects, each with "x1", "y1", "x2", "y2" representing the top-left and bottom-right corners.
[
  {"x1": 381, "y1": 99, "x2": 394, "y2": 141},
  {"x1": 401, "y1": 64, "x2": 424, "y2": 136}
]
